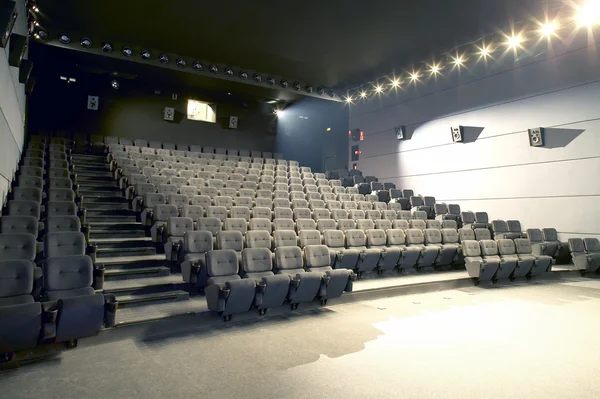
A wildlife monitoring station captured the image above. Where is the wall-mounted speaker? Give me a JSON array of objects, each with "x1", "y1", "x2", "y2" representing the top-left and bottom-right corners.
[
  {"x1": 395, "y1": 125, "x2": 406, "y2": 140},
  {"x1": 18, "y1": 59, "x2": 32, "y2": 84},
  {"x1": 528, "y1": 127, "x2": 545, "y2": 147},
  {"x1": 0, "y1": 1, "x2": 17, "y2": 48},
  {"x1": 87, "y1": 95, "x2": 99, "y2": 110},
  {"x1": 8, "y1": 33, "x2": 27, "y2": 67},
  {"x1": 228, "y1": 116, "x2": 238, "y2": 129},
  {"x1": 451, "y1": 125, "x2": 464, "y2": 143},
  {"x1": 164, "y1": 107, "x2": 175, "y2": 121}
]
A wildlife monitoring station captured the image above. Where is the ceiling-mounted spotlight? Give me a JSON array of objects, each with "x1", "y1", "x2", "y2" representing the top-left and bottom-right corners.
[
  {"x1": 111, "y1": 79, "x2": 119, "y2": 90},
  {"x1": 122, "y1": 46, "x2": 133, "y2": 57},
  {"x1": 101, "y1": 42, "x2": 113, "y2": 53},
  {"x1": 58, "y1": 33, "x2": 71, "y2": 44},
  {"x1": 159, "y1": 54, "x2": 169, "y2": 64},
  {"x1": 328, "y1": 89, "x2": 335, "y2": 97},
  {"x1": 239, "y1": 71, "x2": 248, "y2": 80},
  {"x1": 80, "y1": 37, "x2": 92, "y2": 48},
  {"x1": 192, "y1": 61, "x2": 202, "y2": 70},
  {"x1": 317, "y1": 87, "x2": 324, "y2": 95},
  {"x1": 253, "y1": 73, "x2": 262, "y2": 82},
  {"x1": 293, "y1": 82, "x2": 301, "y2": 91},
  {"x1": 176, "y1": 58, "x2": 186, "y2": 67},
  {"x1": 224, "y1": 67, "x2": 234, "y2": 77},
  {"x1": 280, "y1": 79, "x2": 289, "y2": 88},
  {"x1": 267, "y1": 76, "x2": 275, "y2": 85},
  {"x1": 209, "y1": 64, "x2": 218, "y2": 73},
  {"x1": 140, "y1": 50, "x2": 151, "y2": 60},
  {"x1": 305, "y1": 85, "x2": 313, "y2": 93},
  {"x1": 36, "y1": 29, "x2": 48, "y2": 40}
]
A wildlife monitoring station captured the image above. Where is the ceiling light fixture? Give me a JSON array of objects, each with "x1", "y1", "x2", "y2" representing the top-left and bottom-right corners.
[
  {"x1": 253, "y1": 73, "x2": 262, "y2": 82},
  {"x1": 192, "y1": 61, "x2": 202, "y2": 70},
  {"x1": 140, "y1": 50, "x2": 151, "y2": 60},
  {"x1": 111, "y1": 79, "x2": 119, "y2": 90},
  {"x1": 239, "y1": 71, "x2": 248, "y2": 80},
  {"x1": 305, "y1": 85, "x2": 313, "y2": 93},
  {"x1": 506, "y1": 34, "x2": 522, "y2": 49},
  {"x1": 390, "y1": 78, "x2": 400, "y2": 88},
  {"x1": 576, "y1": 2, "x2": 600, "y2": 27},
  {"x1": 267, "y1": 76, "x2": 275, "y2": 85},
  {"x1": 452, "y1": 55, "x2": 465, "y2": 67},
  {"x1": 209, "y1": 64, "x2": 218, "y2": 73},
  {"x1": 410, "y1": 71, "x2": 420, "y2": 82},
  {"x1": 224, "y1": 67, "x2": 234, "y2": 77},
  {"x1": 102, "y1": 42, "x2": 114, "y2": 53},
  {"x1": 280, "y1": 79, "x2": 289, "y2": 88},
  {"x1": 36, "y1": 29, "x2": 47, "y2": 40},
  {"x1": 429, "y1": 63, "x2": 441, "y2": 75},
  {"x1": 345, "y1": 96, "x2": 353, "y2": 104},
  {"x1": 540, "y1": 21, "x2": 558, "y2": 37},
  {"x1": 58, "y1": 33, "x2": 70, "y2": 44},
  {"x1": 374, "y1": 85, "x2": 383, "y2": 93},
  {"x1": 159, "y1": 54, "x2": 170, "y2": 64},
  {"x1": 80, "y1": 37, "x2": 92, "y2": 48},
  {"x1": 122, "y1": 46, "x2": 133, "y2": 57},
  {"x1": 176, "y1": 58, "x2": 186, "y2": 67},
  {"x1": 478, "y1": 45, "x2": 492, "y2": 59},
  {"x1": 360, "y1": 91, "x2": 367, "y2": 98}
]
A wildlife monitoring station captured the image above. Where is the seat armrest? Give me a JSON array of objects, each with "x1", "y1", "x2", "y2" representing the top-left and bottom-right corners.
[{"x1": 41, "y1": 301, "x2": 58, "y2": 340}]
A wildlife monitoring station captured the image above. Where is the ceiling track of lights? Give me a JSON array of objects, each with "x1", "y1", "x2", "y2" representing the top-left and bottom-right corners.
[
  {"x1": 28, "y1": 25, "x2": 339, "y2": 102},
  {"x1": 343, "y1": 1, "x2": 600, "y2": 104}
]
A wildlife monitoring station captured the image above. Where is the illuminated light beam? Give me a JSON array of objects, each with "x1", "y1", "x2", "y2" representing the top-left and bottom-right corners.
[
  {"x1": 506, "y1": 34, "x2": 523, "y2": 49},
  {"x1": 540, "y1": 20, "x2": 558, "y2": 37}
]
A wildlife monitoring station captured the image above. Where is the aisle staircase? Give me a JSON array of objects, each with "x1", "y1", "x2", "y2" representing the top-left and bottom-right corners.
[{"x1": 71, "y1": 153, "x2": 205, "y2": 326}]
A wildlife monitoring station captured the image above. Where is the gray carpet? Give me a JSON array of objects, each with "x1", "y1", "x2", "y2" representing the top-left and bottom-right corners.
[{"x1": 3, "y1": 278, "x2": 600, "y2": 399}]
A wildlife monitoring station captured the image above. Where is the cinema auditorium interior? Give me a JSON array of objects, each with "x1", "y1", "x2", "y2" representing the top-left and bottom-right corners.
[{"x1": 1, "y1": 0, "x2": 600, "y2": 397}]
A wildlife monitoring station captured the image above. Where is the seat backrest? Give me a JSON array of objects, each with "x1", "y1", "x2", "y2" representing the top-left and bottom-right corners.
[
  {"x1": 441, "y1": 228, "x2": 459, "y2": 244},
  {"x1": 568, "y1": 238, "x2": 585, "y2": 254},
  {"x1": 12, "y1": 187, "x2": 43, "y2": 203},
  {"x1": 197, "y1": 217, "x2": 222, "y2": 236},
  {"x1": 426, "y1": 220, "x2": 442, "y2": 230},
  {"x1": 254, "y1": 197, "x2": 272, "y2": 209},
  {"x1": 191, "y1": 195, "x2": 211, "y2": 209},
  {"x1": 525, "y1": 228, "x2": 543, "y2": 243},
  {"x1": 475, "y1": 212, "x2": 489, "y2": 223},
  {"x1": 496, "y1": 239, "x2": 516, "y2": 255},
  {"x1": 296, "y1": 219, "x2": 317, "y2": 231},
  {"x1": 181, "y1": 205, "x2": 204, "y2": 221},
  {"x1": 7, "y1": 200, "x2": 40, "y2": 220},
  {"x1": 491, "y1": 220, "x2": 508, "y2": 233},
  {"x1": 349, "y1": 210, "x2": 365, "y2": 220},
  {"x1": 409, "y1": 219, "x2": 426, "y2": 230},
  {"x1": 584, "y1": 238, "x2": 600, "y2": 253},
  {"x1": 514, "y1": 238, "x2": 533, "y2": 255},
  {"x1": 0, "y1": 259, "x2": 34, "y2": 298},
  {"x1": 158, "y1": 184, "x2": 179, "y2": 196},
  {"x1": 230, "y1": 206, "x2": 250, "y2": 221},
  {"x1": 216, "y1": 231, "x2": 244, "y2": 251},
  {"x1": 154, "y1": 204, "x2": 179, "y2": 222},
  {"x1": 448, "y1": 204, "x2": 461, "y2": 215},
  {"x1": 328, "y1": 200, "x2": 343, "y2": 210},
  {"x1": 458, "y1": 228, "x2": 475, "y2": 241},
  {"x1": 0, "y1": 216, "x2": 38, "y2": 236},
  {"x1": 242, "y1": 247, "x2": 274, "y2": 274},
  {"x1": 461, "y1": 211, "x2": 476, "y2": 224},
  {"x1": 299, "y1": 230, "x2": 322, "y2": 248},
  {"x1": 507, "y1": 220, "x2": 522, "y2": 233},
  {"x1": 434, "y1": 203, "x2": 448, "y2": 215},
  {"x1": 304, "y1": 245, "x2": 331, "y2": 268},
  {"x1": 381, "y1": 210, "x2": 396, "y2": 221},
  {"x1": 375, "y1": 219, "x2": 392, "y2": 231},
  {"x1": 410, "y1": 196, "x2": 424, "y2": 207},
  {"x1": 542, "y1": 228, "x2": 559, "y2": 242},
  {"x1": 392, "y1": 219, "x2": 409, "y2": 230},
  {"x1": 480, "y1": 240, "x2": 499, "y2": 256},
  {"x1": 424, "y1": 228, "x2": 443, "y2": 245},
  {"x1": 441, "y1": 220, "x2": 458, "y2": 230},
  {"x1": 462, "y1": 240, "x2": 481, "y2": 257},
  {"x1": 245, "y1": 230, "x2": 272, "y2": 249},
  {"x1": 356, "y1": 219, "x2": 375, "y2": 231},
  {"x1": 224, "y1": 218, "x2": 248, "y2": 234},
  {"x1": 365, "y1": 210, "x2": 381, "y2": 221},
  {"x1": 19, "y1": 166, "x2": 44, "y2": 178},
  {"x1": 206, "y1": 250, "x2": 239, "y2": 277},
  {"x1": 366, "y1": 229, "x2": 387, "y2": 247},
  {"x1": 214, "y1": 196, "x2": 233, "y2": 209},
  {"x1": 46, "y1": 201, "x2": 77, "y2": 217},
  {"x1": 43, "y1": 255, "x2": 93, "y2": 292},
  {"x1": 412, "y1": 211, "x2": 427, "y2": 221},
  {"x1": 273, "y1": 230, "x2": 298, "y2": 247},
  {"x1": 168, "y1": 194, "x2": 190, "y2": 208},
  {"x1": 317, "y1": 219, "x2": 337, "y2": 232},
  {"x1": 275, "y1": 246, "x2": 303, "y2": 271},
  {"x1": 252, "y1": 207, "x2": 272, "y2": 220},
  {"x1": 358, "y1": 201, "x2": 372, "y2": 210},
  {"x1": 386, "y1": 229, "x2": 406, "y2": 246},
  {"x1": 405, "y1": 228, "x2": 425, "y2": 245},
  {"x1": 398, "y1": 210, "x2": 412, "y2": 220},
  {"x1": 337, "y1": 219, "x2": 356, "y2": 232},
  {"x1": 312, "y1": 209, "x2": 330, "y2": 221},
  {"x1": 207, "y1": 206, "x2": 228, "y2": 222},
  {"x1": 167, "y1": 217, "x2": 194, "y2": 237},
  {"x1": 46, "y1": 216, "x2": 81, "y2": 233},
  {"x1": 293, "y1": 208, "x2": 311, "y2": 221},
  {"x1": 273, "y1": 198, "x2": 291, "y2": 209},
  {"x1": 474, "y1": 228, "x2": 491, "y2": 240},
  {"x1": 331, "y1": 209, "x2": 348, "y2": 221},
  {"x1": 44, "y1": 232, "x2": 86, "y2": 258},
  {"x1": 18, "y1": 176, "x2": 43, "y2": 189},
  {"x1": 346, "y1": 229, "x2": 367, "y2": 248},
  {"x1": 323, "y1": 229, "x2": 344, "y2": 249}
]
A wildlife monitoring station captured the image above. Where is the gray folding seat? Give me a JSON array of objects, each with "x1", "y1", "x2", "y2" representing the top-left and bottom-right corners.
[
  {"x1": 409, "y1": 219, "x2": 426, "y2": 230},
  {"x1": 367, "y1": 229, "x2": 402, "y2": 271},
  {"x1": 322, "y1": 230, "x2": 358, "y2": 269},
  {"x1": 298, "y1": 230, "x2": 322, "y2": 249},
  {"x1": 214, "y1": 173, "x2": 229, "y2": 182},
  {"x1": 373, "y1": 202, "x2": 387, "y2": 212},
  {"x1": 274, "y1": 246, "x2": 323, "y2": 309},
  {"x1": 144, "y1": 167, "x2": 160, "y2": 177},
  {"x1": 308, "y1": 199, "x2": 325, "y2": 210},
  {"x1": 318, "y1": 186, "x2": 333, "y2": 195},
  {"x1": 188, "y1": 178, "x2": 205, "y2": 189},
  {"x1": 365, "y1": 210, "x2": 381, "y2": 221},
  {"x1": 164, "y1": 217, "x2": 194, "y2": 261},
  {"x1": 249, "y1": 218, "x2": 272, "y2": 234},
  {"x1": 337, "y1": 219, "x2": 356, "y2": 232},
  {"x1": 441, "y1": 220, "x2": 458, "y2": 230},
  {"x1": 405, "y1": 229, "x2": 439, "y2": 270},
  {"x1": 304, "y1": 245, "x2": 355, "y2": 301},
  {"x1": 204, "y1": 249, "x2": 256, "y2": 320},
  {"x1": 356, "y1": 183, "x2": 370, "y2": 195},
  {"x1": 542, "y1": 228, "x2": 569, "y2": 261},
  {"x1": 392, "y1": 219, "x2": 409, "y2": 230},
  {"x1": 181, "y1": 205, "x2": 204, "y2": 227},
  {"x1": 514, "y1": 238, "x2": 553, "y2": 278},
  {"x1": 506, "y1": 220, "x2": 525, "y2": 239},
  {"x1": 296, "y1": 219, "x2": 317, "y2": 232},
  {"x1": 328, "y1": 200, "x2": 343, "y2": 211},
  {"x1": 356, "y1": 219, "x2": 375, "y2": 231},
  {"x1": 208, "y1": 179, "x2": 225, "y2": 190},
  {"x1": 441, "y1": 228, "x2": 462, "y2": 263},
  {"x1": 388, "y1": 202, "x2": 402, "y2": 212},
  {"x1": 154, "y1": 161, "x2": 170, "y2": 170},
  {"x1": 256, "y1": 189, "x2": 271, "y2": 199},
  {"x1": 272, "y1": 198, "x2": 291, "y2": 209},
  {"x1": 199, "y1": 171, "x2": 214, "y2": 181},
  {"x1": 380, "y1": 210, "x2": 396, "y2": 221},
  {"x1": 393, "y1": 197, "x2": 411, "y2": 211},
  {"x1": 345, "y1": 229, "x2": 381, "y2": 274},
  {"x1": 349, "y1": 210, "x2": 365, "y2": 220},
  {"x1": 331, "y1": 209, "x2": 348, "y2": 221},
  {"x1": 317, "y1": 219, "x2": 337, "y2": 232},
  {"x1": 312, "y1": 208, "x2": 330, "y2": 221},
  {"x1": 364, "y1": 194, "x2": 378, "y2": 203},
  {"x1": 434, "y1": 203, "x2": 448, "y2": 220},
  {"x1": 179, "y1": 170, "x2": 196, "y2": 180},
  {"x1": 424, "y1": 228, "x2": 456, "y2": 266},
  {"x1": 458, "y1": 228, "x2": 475, "y2": 242},
  {"x1": 273, "y1": 190, "x2": 288, "y2": 200},
  {"x1": 474, "y1": 228, "x2": 491, "y2": 241},
  {"x1": 139, "y1": 193, "x2": 165, "y2": 225},
  {"x1": 230, "y1": 206, "x2": 251, "y2": 221},
  {"x1": 253, "y1": 207, "x2": 272, "y2": 220},
  {"x1": 474, "y1": 212, "x2": 491, "y2": 229},
  {"x1": 526, "y1": 228, "x2": 555, "y2": 257},
  {"x1": 398, "y1": 210, "x2": 412, "y2": 220},
  {"x1": 23, "y1": 157, "x2": 45, "y2": 169},
  {"x1": 293, "y1": 208, "x2": 311, "y2": 221},
  {"x1": 346, "y1": 187, "x2": 359, "y2": 195},
  {"x1": 336, "y1": 193, "x2": 351, "y2": 203},
  {"x1": 412, "y1": 210, "x2": 428, "y2": 221},
  {"x1": 200, "y1": 186, "x2": 218, "y2": 199},
  {"x1": 221, "y1": 185, "x2": 239, "y2": 196},
  {"x1": 273, "y1": 230, "x2": 298, "y2": 249},
  {"x1": 289, "y1": 191, "x2": 305, "y2": 201},
  {"x1": 158, "y1": 183, "x2": 179, "y2": 197},
  {"x1": 462, "y1": 240, "x2": 498, "y2": 284},
  {"x1": 180, "y1": 186, "x2": 199, "y2": 199},
  {"x1": 214, "y1": 196, "x2": 233, "y2": 210},
  {"x1": 191, "y1": 195, "x2": 212, "y2": 211},
  {"x1": 447, "y1": 204, "x2": 461, "y2": 224},
  {"x1": 273, "y1": 218, "x2": 295, "y2": 232},
  {"x1": 47, "y1": 201, "x2": 82, "y2": 224},
  {"x1": 357, "y1": 201, "x2": 372, "y2": 211},
  {"x1": 150, "y1": 204, "x2": 179, "y2": 243},
  {"x1": 460, "y1": 211, "x2": 477, "y2": 228},
  {"x1": 569, "y1": 238, "x2": 600, "y2": 276},
  {"x1": 495, "y1": 239, "x2": 520, "y2": 281},
  {"x1": 12, "y1": 187, "x2": 44, "y2": 206},
  {"x1": 207, "y1": 205, "x2": 228, "y2": 222},
  {"x1": 291, "y1": 199, "x2": 309, "y2": 210},
  {"x1": 197, "y1": 217, "x2": 222, "y2": 242},
  {"x1": 426, "y1": 220, "x2": 442, "y2": 230},
  {"x1": 189, "y1": 145, "x2": 202, "y2": 153},
  {"x1": 491, "y1": 220, "x2": 509, "y2": 239},
  {"x1": 375, "y1": 219, "x2": 393, "y2": 231},
  {"x1": 274, "y1": 207, "x2": 293, "y2": 220},
  {"x1": 241, "y1": 247, "x2": 290, "y2": 314},
  {"x1": 0, "y1": 258, "x2": 43, "y2": 352},
  {"x1": 216, "y1": 230, "x2": 244, "y2": 264}
]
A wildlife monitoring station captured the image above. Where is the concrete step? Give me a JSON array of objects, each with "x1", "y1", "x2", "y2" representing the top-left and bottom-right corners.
[
  {"x1": 80, "y1": 191, "x2": 123, "y2": 199},
  {"x1": 89, "y1": 222, "x2": 144, "y2": 231},
  {"x1": 84, "y1": 202, "x2": 130, "y2": 210},
  {"x1": 73, "y1": 166, "x2": 110, "y2": 173},
  {"x1": 90, "y1": 229, "x2": 146, "y2": 239},
  {"x1": 87, "y1": 209, "x2": 137, "y2": 217},
  {"x1": 97, "y1": 246, "x2": 157, "y2": 258},
  {"x1": 114, "y1": 297, "x2": 206, "y2": 327},
  {"x1": 87, "y1": 215, "x2": 138, "y2": 223},
  {"x1": 83, "y1": 196, "x2": 128, "y2": 204},
  {"x1": 72, "y1": 154, "x2": 106, "y2": 162},
  {"x1": 104, "y1": 266, "x2": 171, "y2": 280},
  {"x1": 79, "y1": 186, "x2": 121, "y2": 194},
  {"x1": 74, "y1": 171, "x2": 113, "y2": 178},
  {"x1": 115, "y1": 290, "x2": 190, "y2": 307},
  {"x1": 78, "y1": 180, "x2": 119, "y2": 188},
  {"x1": 99, "y1": 254, "x2": 166, "y2": 267},
  {"x1": 103, "y1": 274, "x2": 185, "y2": 294},
  {"x1": 90, "y1": 237, "x2": 153, "y2": 248}
]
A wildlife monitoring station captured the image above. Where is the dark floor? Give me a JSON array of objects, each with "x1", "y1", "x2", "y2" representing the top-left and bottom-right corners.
[{"x1": 2, "y1": 277, "x2": 600, "y2": 399}]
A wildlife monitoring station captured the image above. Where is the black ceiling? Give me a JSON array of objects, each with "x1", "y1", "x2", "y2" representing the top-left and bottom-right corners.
[{"x1": 33, "y1": 0, "x2": 563, "y2": 89}]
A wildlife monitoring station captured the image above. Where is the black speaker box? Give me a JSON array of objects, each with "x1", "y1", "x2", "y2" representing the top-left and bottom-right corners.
[
  {"x1": 9, "y1": 33, "x2": 27, "y2": 67},
  {"x1": 0, "y1": 1, "x2": 17, "y2": 48},
  {"x1": 528, "y1": 127, "x2": 545, "y2": 147},
  {"x1": 19, "y1": 59, "x2": 33, "y2": 84}
]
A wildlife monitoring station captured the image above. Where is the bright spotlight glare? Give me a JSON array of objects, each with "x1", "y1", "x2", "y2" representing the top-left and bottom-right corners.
[
  {"x1": 506, "y1": 34, "x2": 522, "y2": 49},
  {"x1": 274, "y1": 109, "x2": 281, "y2": 115},
  {"x1": 360, "y1": 91, "x2": 367, "y2": 98},
  {"x1": 452, "y1": 55, "x2": 464, "y2": 67},
  {"x1": 479, "y1": 45, "x2": 491, "y2": 58},
  {"x1": 374, "y1": 85, "x2": 383, "y2": 93},
  {"x1": 391, "y1": 79, "x2": 400, "y2": 88},
  {"x1": 540, "y1": 21, "x2": 557, "y2": 37},
  {"x1": 576, "y1": 2, "x2": 600, "y2": 27},
  {"x1": 429, "y1": 64, "x2": 441, "y2": 75},
  {"x1": 345, "y1": 96, "x2": 353, "y2": 104},
  {"x1": 410, "y1": 72, "x2": 419, "y2": 82}
]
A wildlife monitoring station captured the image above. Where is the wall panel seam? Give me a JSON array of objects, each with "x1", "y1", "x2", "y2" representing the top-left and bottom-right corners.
[{"x1": 435, "y1": 194, "x2": 600, "y2": 201}]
